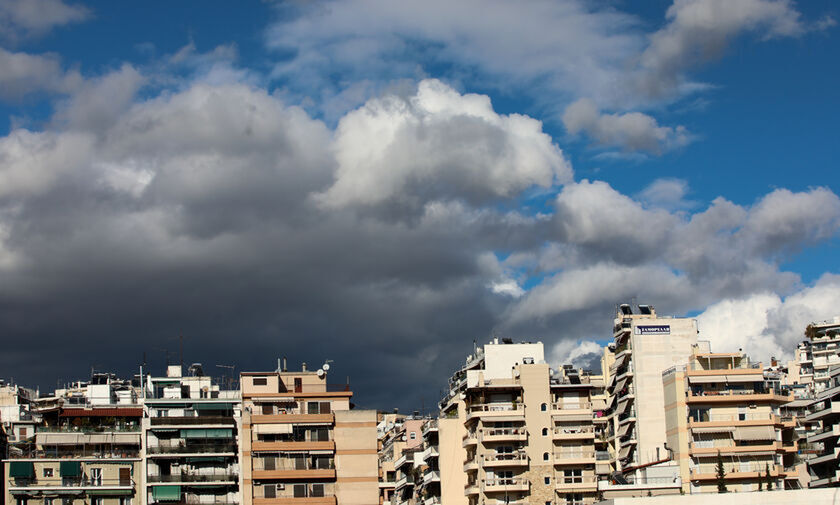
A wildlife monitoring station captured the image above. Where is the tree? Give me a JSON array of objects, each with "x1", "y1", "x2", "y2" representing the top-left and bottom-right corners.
[
  {"x1": 805, "y1": 324, "x2": 817, "y2": 340},
  {"x1": 716, "y1": 451, "x2": 727, "y2": 493}
]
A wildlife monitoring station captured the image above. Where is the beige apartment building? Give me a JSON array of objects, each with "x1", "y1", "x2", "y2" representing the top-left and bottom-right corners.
[
  {"x1": 662, "y1": 350, "x2": 798, "y2": 494},
  {"x1": 440, "y1": 339, "x2": 607, "y2": 505},
  {"x1": 797, "y1": 317, "x2": 840, "y2": 394},
  {"x1": 240, "y1": 362, "x2": 378, "y2": 505},
  {"x1": 606, "y1": 304, "x2": 698, "y2": 486},
  {"x1": 804, "y1": 364, "x2": 840, "y2": 487}
]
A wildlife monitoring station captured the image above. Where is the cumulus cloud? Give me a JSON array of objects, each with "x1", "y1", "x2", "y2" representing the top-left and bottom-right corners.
[
  {"x1": 563, "y1": 98, "x2": 692, "y2": 153},
  {"x1": 638, "y1": 0, "x2": 809, "y2": 98},
  {"x1": 52, "y1": 64, "x2": 145, "y2": 132},
  {"x1": 0, "y1": 47, "x2": 81, "y2": 100},
  {"x1": 0, "y1": 0, "x2": 89, "y2": 40},
  {"x1": 638, "y1": 178, "x2": 695, "y2": 210},
  {"x1": 697, "y1": 274, "x2": 840, "y2": 361},
  {"x1": 316, "y1": 79, "x2": 571, "y2": 211}
]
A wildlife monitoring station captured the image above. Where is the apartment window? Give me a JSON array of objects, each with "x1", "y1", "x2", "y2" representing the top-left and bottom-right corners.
[
  {"x1": 308, "y1": 402, "x2": 320, "y2": 414},
  {"x1": 543, "y1": 452, "x2": 550, "y2": 461},
  {"x1": 43, "y1": 468, "x2": 54, "y2": 477},
  {"x1": 90, "y1": 468, "x2": 102, "y2": 486},
  {"x1": 90, "y1": 498, "x2": 102, "y2": 505},
  {"x1": 320, "y1": 402, "x2": 331, "y2": 414},
  {"x1": 61, "y1": 499, "x2": 72, "y2": 505},
  {"x1": 565, "y1": 494, "x2": 583, "y2": 505},
  {"x1": 311, "y1": 427, "x2": 330, "y2": 441},
  {"x1": 264, "y1": 484, "x2": 276, "y2": 499},
  {"x1": 311, "y1": 484, "x2": 325, "y2": 497},
  {"x1": 20, "y1": 427, "x2": 28, "y2": 438},
  {"x1": 16, "y1": 498, "x2": 27, "y2": 505},
  {"x1": 262, "y1": 404, "x2": 274, "y2": 415},
  {"x1": 541, "y1": 403, "x2": 547, "y2": 411},
  {"x1": 45, "y1": 498, "x2": 54, "y2": 505},
  {"x1": 253, "y1": 377, "x2": 268, "y2": 386},
  {"x1": 294, "y1": 378, "x2": 302, "y2": 392},
  {"x1": 564, "y1": 469, "x2": 582, "y2": 483},
  {"x1": 119, "y1": 498, "x2": 132, "y2": 505},
  {"x1": 544, "y1": 476, "x2": 551, "y2": 485},
  {"x1": 293, "y1": 484, "x2": 307, "y2": 498},
  {"x1": 542, "y1": 427, "x2": 548, "y2": 436},
  {"x1": 410, "y1": 432, "x2": 416, "y2": 440}
]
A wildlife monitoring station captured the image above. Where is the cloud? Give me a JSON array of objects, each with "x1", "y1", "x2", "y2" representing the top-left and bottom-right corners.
[
  {"x1": 638, "y1": 0, "x2": 808, "y2": 99},
  {"x1": 637, "y1": 178, "x2": 694, "y2": 210},
  {"x1": 563, "y1": 98, "x2": 692, "y2": 153},
  {"x1": 0, "y1": 47, "x2": 81, "y2": 100},
  {"x1": 315, "y1": 79, "x2": 571, "y2": 212},
  {"x1": 696, "y1": 274, "x2": 840, "y2": 361},
  {"x1": 0, "y1": 0, "x2": 89, "y2": 40},
  {"x1": 52, "y1": 64, "x2": 145, "y2": 132}
]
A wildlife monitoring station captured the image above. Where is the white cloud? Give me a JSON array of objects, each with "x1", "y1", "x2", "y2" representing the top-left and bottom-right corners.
[
  {"x1": 491, "y1": 279, "x2": 525, "y2": 298},
  {"x1": 563, "y1": 98, "x2": 692, "y2": 153},
  {"x1": 0, "y1": 47, "x2": 81, "y2": 100},
  {"x1": 316, "y1": 79, "x2": 571, "y2": 210},
  {"x1": 52, "y1": 64, "x2": 145, "y2": 132},
  {"x1": 697, "y1": 274, "x2": 840, "y2": 361},
  {"x1": 0, "y1": 0, "x2": 89, "y2": 39},
  {"x1": 549, "y1": 339, "x2": 604, "y2": 369},
  {"x1": 638, "y1": 0, "x2": 808, "y2": 98},
  {"x1": 638, "y1": 178, "x2": 694, "y2": 210}
]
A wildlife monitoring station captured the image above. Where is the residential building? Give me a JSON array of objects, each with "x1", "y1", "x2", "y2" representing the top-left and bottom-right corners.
[
  {"x1": 662, "y1": 349, "x2": 798, "y2": 494},
  {"x1": 239, "y1": 361, "x2": 378, "y2": 505},
  {"x1": 804, "y1": 364, "x2": 840, "y2": 487},
  {"x1": 4, "y1": 374, "x2": 143, "y2": 505},
  {"x1": 605, "y1": 303, "x2": 699, "y2": 488},
  {"x1": 142, "y1": 364, "x2": 240, "y2": 505},
  {"x1": 797, "y1": 317, "x2": 840, "y2": 394},
  {"x1": 441, "y1": 338, "x2": 607, "y2": 505}
]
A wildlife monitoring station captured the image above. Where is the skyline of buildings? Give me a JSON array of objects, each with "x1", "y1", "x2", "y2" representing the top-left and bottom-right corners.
[{"x1": 3, "y1": 304, "x2": 840, "y2": 505}]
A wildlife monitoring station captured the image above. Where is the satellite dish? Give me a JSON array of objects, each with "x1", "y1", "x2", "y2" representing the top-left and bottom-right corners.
[
  {"x1": 316, "y1": 369, "x2": 325, "y2": 377},
  {"x1": 322, "y1": 364, "x2": 330, "y2": 371}
]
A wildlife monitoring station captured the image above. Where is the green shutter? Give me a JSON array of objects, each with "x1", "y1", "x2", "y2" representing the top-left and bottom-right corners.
[
  {"x1": 152, "y1": 485, "x2": 181, "y2": 501},
  {"x1": 9, "y1": 462, "x2": 34, "y2": 478},
  {"x1": 185, "y1": 457, "x2": 226, "y2": 463},
  {"x1": 59, "y1": 461, "x2": 81, "y2": 477},
  {"x1": 192, "y1": 403, "x2": 233, "y2": 411},
  {"x1": 87, "y1": 490, "x2": 133, "y2": 496}
]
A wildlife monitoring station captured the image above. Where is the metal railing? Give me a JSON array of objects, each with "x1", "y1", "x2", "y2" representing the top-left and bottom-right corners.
[
  {"x1": 147, "y1": 471, "x2": 238, "y2": 483},
  {"x1": 8, "y1": 478, "x2": 134, "y2": 488},
  {"x1": 485, "y1": 478, "x2": 528, "y2": 487},
  {"x1": 484, "y1": 452, "x2": 527, "y2": 463},
  {"x1": 147, "y1": 443, "x2": 237, "y2": 454},
  {"x1": 38, "y1": 425, "x2": 141, "y2": 433}
]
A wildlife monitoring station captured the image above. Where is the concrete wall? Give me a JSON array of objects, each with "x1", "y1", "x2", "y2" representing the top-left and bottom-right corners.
[
  {"x1": 336, "y1": 409, "x2": 379, "y2": 505},
  {"x1": 439, "y1": 416, "x2": 467, "y2": 505},
  {"x1": 484, "y1": 343, "x2": 545, "y2": 380}
]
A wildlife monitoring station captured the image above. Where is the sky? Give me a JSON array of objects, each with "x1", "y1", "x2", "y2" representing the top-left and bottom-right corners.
[{"x1": 0, "y1": 0, "x2": 838, "y2": 411}]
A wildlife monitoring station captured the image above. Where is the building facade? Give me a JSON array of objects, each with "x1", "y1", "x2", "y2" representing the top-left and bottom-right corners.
[{"x1": 804, "y1": 364, "x2": 840, "y2": 487}]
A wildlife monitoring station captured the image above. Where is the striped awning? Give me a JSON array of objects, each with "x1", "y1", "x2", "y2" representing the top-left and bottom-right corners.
[
  {"x1": 691, "y1": 426, "x2": 734, "y2": 434},
  {"x1": 253, "y1": 424, "x2": 293, "y2": 434}
]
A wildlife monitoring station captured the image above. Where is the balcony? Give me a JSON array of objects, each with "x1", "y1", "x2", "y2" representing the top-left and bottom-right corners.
[
  {"x1": 147, "y1": 470, "x2": 238, "y2": 483},
  {"x1": 689, "y1": 441, "x2": 783, "y2": 456},
  {"x1": 483, "y1": 452, "x2": 528, "y2": 468},
  {"x1": 805, "y1": 403, "x2": 840, "y2": 422},
  {"x1": 483, "y1": 478, "x2": 529, "y2": 493},
  {"x1": 554, "y1": 451, "x2": 595, "y2": 465},
  {"x1": 252, "y1": 441, "x2": 335, "y2": 452},
  {"x1": 466, "y1": 403, "x2": 524, "y2": 422},
  {"x1": 422, "y1": 470, "x2": 440, "y2": 485},
  {"x1": 464, "y1": 483, "x2": 479, "y2": 496},
  {"x1": 555, "y1": 476, "x2": 597, "y2": 491},
  {"x1": 147, "y1": 442, "x2": 237, "y2": 456},
  {"x1": 8, "y1": 477, "x2": 134, "y2": 492},
  {"x1": 254, "y1": 497, "x2": 336, "y2": 505},
  {"x1": 690, "y1": 464, "x2": 783, "y2": 481},
  {"x1": 462, "y1": 433, "x2": 478, "y2": 448},
  {"x1": 251, "y1": 413, "x2": 335, "y2": 425},
  {"x1": 252, "y1": 469, "x2": 337, "y2": 480},
  {"x1": 150, "y1": 416, "x2": 235, "y2": 427},
  {"x1": 686, "y1": 390, "x2": 793, "y2": 404},
  {"x1": 807, "y1": 424, "x2": 840, "y2": 444},
  {"x1": 554, "y1": 426, "x2": 594, "y2": 440},
  {"x1": 482, "y1": 428, "x2": 527, "y2": 443},
  {"x1": 463, "y1": 459, "x2": 478, "y2": 472}
]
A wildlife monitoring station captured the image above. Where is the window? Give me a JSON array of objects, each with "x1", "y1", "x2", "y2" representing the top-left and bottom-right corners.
[
  {"x1": 119, "y1": 497, "x2": 132, "y2": 505},
  {"x1": 293, "y1": 484, "x2": 307, "y2": 498},
  {"x1": 542, "y1": 427, "x2": 549, "y2": 436},
  {"x1": 294, "y1": 378, "x2": 302, "y2": 393},
  {"x1": 543, "y1": 452, "x2": 550, "y2": 461},
  {"x1": 43, "y1": 468, "x2": 54, "y2": 478},
  {"x1": 311, "y1": 484, "x2": 325, "y2": 497},
  {"x1": 544, "y1": 476, "x2": 551, "y2": 485},
  {"x1": 540, "y1": 403, "x2": 547, "y2": 411},
  {"x1": 565, "y1": 494, "x2": 583, "y2": 505},
  {"x1": 62, "y1": 499, "x2": 72, "y2": 505},
  {"x1": 16, "y1": 498, "x2": 27, "y2": 505},
  {"x1": 20, "y1": 427, "x2": 28, "y2": 438},
  {"x1": 253, "y1": 377, "x2": 268, "y2": 386},
  {"x1": 307, "y1": 402, "x2": 320, "y2": 414},
  {"x1": 262, "y1": 404, "x2": 274, "y2": 415},
  {"x1": 90, "y1": 498, "x2": 102, "y2": 505},
  {"x1": 45, "y1": 499, "x2": 54, "y2": 505},
  {"x1": 320, "y1": 401, "x2": 331, "y2": 414},
  {"x1": 410, "y1": 432, "x2": 416, "y2": 440},
  {"x1": 264, "y1": 484, "x2": 276, "y2": 499},
  {"x1": 90, "y1": 468, "x2": 102, "y2": 486}
]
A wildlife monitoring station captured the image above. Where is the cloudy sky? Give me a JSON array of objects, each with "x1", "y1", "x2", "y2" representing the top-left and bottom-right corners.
[{"x1": 0, "y1": 0, "x2": 838, "y2": 410}]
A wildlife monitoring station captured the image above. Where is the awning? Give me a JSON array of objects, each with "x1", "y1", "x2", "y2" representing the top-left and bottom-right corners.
[
  {"x1": 691, "y1": 426, "x2": 734, "y2": 434},
  {"x1": 152, "y1": 486, "x2": 181, "y2": 501},
  {"x1": 723, "y1": 375, "x2": 763, "y2": 383},
  {"x1": 688, "y1": 375, "x2": 726, "y2": 384},
  {"x1": 552, "y1": 413, "x2": 591, "y2": 422},
  {"x1": 192, "y1": 403, "x2": 233, "y2": 411},
  {"x1": 254, "y1": 424, "x2": 293, "y2": 435},
  {"x1": 480, "y1": 415, "x2": 525, "y2": 422},
  {"x1": 617, "y1": 399, "x2": 630, "y2": 414},
  {"x1": 9, "y1": 462, "x2": 34, "y2": 478},
  {"x1": 87, "y1": 490, "x2": 133, "y2": 496},
  {"x1": 252, "y1": 397, "x2": 296, "y2": 403},
  {"x1": 614, "y1": 377, "x2": 628, "y2": 394},
  {"x1": 60, "y1": 461, "x2": 81, "y2": 477},
  {"x1": 733, "y1": 426, "x2": 776, "y2": 441},
  {"x1": 112, "y1": 434, "x2": 140, "y2": 443},
  {"x1": 186, "y1": 457, "x2": 227, "y2": 463},
  {"x1": 180, "y1": 428, "x2": 232, "y2": 438},
  {"x1": 613, "y1": 352, "x2": 629, "y2": 370},
  {"x1": 616, "y1": 423, "x2": 630, "y2": 439},
  {"x1": 688, "y1": 374, "x2": 762, "y2": 384},
  {"x1": 618, "y1": 445, "x2": 632, "y2": 460}
]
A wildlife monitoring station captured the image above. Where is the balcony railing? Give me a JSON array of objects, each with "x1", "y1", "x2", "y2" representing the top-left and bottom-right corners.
[
  {"x1": 468, "y1": 403, "x2": 523, "y2": 414},
  {"x1": 552, "y1": 402, "x2": 591, "y2": 410},
  {"x1": 38, "y1": 425, "x2": 141, "y2": 433},
  {"x1": 484, "y1": 452, "x2": 527, "y2": 463},
  {"x1": 554, "y1": 451, "x2": 595, "y2": 461},
  {"x1": 147, "y1": 471, "x2": 238, "y2": 483},
  {"x1": 9, "y1": 478, "x2": 134, "y2": 488},
  {"x1": 7, "y1": 449, "x2": 140, "y2": 459},
  {"x1": 147, "y1": 443, "x2": 237, "y2": 454}
]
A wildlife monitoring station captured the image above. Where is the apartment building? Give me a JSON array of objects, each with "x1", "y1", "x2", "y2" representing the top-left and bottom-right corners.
[
  {"x1": 440, "y1": 339, "x2": 607, "y2": 505},
  {"x1": 239, "y1": 361, "x2": 377, "y2": 505},
  {"x1": 377, "y1": 414, "x2": 427, "y2": 505},
  {"x1": 662, "y1": 349, "x2": 798, "y2": 494},
  {"x1": 4, "y1": 375, "x2": 143, "y2": 505},
  {"x1": 142, "y1": 364, "x2": 240, "y2": 505},
  {"x1": 606, "y1": 304, "x2": 699, "y2": 484},
  {"x1": 797, "y1": 317, "x2": 840, "y2": 394},
  {"x1": 804, "y1": 365, "x2": 840, "y2": 487}
]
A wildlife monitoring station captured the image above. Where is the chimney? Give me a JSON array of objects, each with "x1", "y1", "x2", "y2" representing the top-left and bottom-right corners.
[
  {"x1": 282, "y1": 357, "x2": 288, "y2": 372},
  {"x1": 302, "y1": 362, "x2": 307, "y2": 372}
]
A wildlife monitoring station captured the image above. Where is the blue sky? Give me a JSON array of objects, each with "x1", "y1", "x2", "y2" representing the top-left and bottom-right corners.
[{"x1": 0, "y1": 0, "x2": 839, "y2": 407}]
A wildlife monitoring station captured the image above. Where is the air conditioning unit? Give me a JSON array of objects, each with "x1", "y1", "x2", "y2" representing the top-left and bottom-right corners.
[{"x1": 276, "y1": 484, "x2": 285, "y2": 490}]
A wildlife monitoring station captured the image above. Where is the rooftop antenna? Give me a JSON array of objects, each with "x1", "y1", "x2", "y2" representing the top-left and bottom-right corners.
[{"x1": 216, "y1": 364, "x2": 235, "y2": 390}]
